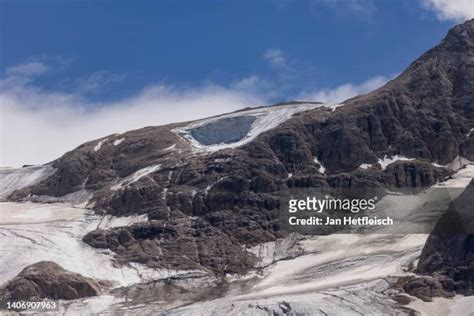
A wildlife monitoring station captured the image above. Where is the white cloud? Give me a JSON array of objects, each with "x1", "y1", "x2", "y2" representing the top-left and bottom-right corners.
[
  {"x1": 6, "y1": 62, "x2": 49, "y2": 77},
  {"x1": 421, "y1": 0, "x2": 474, "y2": 22},
  {"x1": 297, "y1": 75, "x2": 389, "y2": 104},
  {"x1": 263, "y1": 49, "x2": 286, "y2": 67},
  {"x1": 0, "y1": 61, "x2": 392, "y2": 167},
  {"x1": 0, "y1": 64, "x2": 264, "y2": 167}
]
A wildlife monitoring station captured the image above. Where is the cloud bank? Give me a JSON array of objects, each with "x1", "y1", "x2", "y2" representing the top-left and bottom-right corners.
[
  {"x1": 0, "y1": 65, "x2": 264, "y2": 167},
  {"x1": 421, "y1": 0, "x2": 474, "y2": 22},
  {"x1": 1, "y1": 61, "x2": 388, "y2": 167},
  {"x1": 6, "y1": 62, "x2": 50, "y2": 77}
]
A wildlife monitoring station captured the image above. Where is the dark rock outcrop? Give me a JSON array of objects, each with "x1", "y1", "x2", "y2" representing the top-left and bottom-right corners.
[
  {"x1": 382, "y1": 161, "x2": 451, "y2": 188},
  {"x1": 0, "y1": 261, "x2": 101, "y2": 303},
  {"x1": 403, "y1": 276, "x2": 455, "y2": 302},
  {"x1": 83, "y1": 217, "x2": 256, "y2": 275}
]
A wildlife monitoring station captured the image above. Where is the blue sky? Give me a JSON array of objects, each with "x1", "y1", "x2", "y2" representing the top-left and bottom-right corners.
[
  {"x1": 0, "y1": 0, "x2": 463, "y2": 102},
  {"x1": 1, "y1": 0, "x2": 473, "y2": 166}
]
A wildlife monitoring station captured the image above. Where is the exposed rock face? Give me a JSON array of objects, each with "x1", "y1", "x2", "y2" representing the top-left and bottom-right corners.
[
  {"x1": 382, "y1": 161, "x2": 451, "y2": 188},
  {"x1": 83, "y1": 217, "x2": 256, "y2": 275},
  {"x1": 416, "y1": 180, "x2": 474, "y2": 297},
  {"x1": 8, "y1": 124, "x2": 186, "y2": 198},
  {"x1": 4, "y1": 20, "x2": 474, "y2": 275},
  {"x1": 0, "y1": 261, "x2": 100, "y2": 303}
]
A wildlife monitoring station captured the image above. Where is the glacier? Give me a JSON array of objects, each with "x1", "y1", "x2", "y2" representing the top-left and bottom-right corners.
[{"x1": 173, "y1": 102, "x2": 339, "y2": 152}]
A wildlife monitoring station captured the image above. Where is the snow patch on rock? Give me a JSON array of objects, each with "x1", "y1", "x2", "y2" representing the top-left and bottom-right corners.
[
  {"x1": 163, "y1": 143, "x2": 176, "y2": 151},
  {"x1": 94, "y1": 138, "x2": 108, "y2": 152},
  {"x1": 95, "y1": 214, "x2": 149, "y2": 229},
  {"x1": 204, "y1": 176, "x2": 227, "y2": 194},
  {"x1": 113, "y1": 138, "x2": 125, "y2": 146},
  {"x1": 111, "y1": 164, "x2": 162, "y2": 191},
  {"x1": 313, "y1": 157, "x2": 326, "y2": 174},
  {"x1": 330, "y1": 103, "x2": 344, "y2": 111},
  {"x1": 214, "y1": 157, "x2": 232, "y2": 163},
  {"x1": 359, "y1": 163, "x2": 373, "y2": 170},
  {"x1": 378, "y1": 155, "x2": 415, "y2": 170}
]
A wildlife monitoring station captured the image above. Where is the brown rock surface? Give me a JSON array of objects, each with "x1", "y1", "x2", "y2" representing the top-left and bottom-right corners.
[{"x1": 0, "y1": 261, "x2": 101, "y2": 303}]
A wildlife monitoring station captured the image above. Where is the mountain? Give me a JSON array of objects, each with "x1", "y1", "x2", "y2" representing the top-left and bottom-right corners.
[{"x1": 1, "y1": 19, "x2": 474, "y2": 314}]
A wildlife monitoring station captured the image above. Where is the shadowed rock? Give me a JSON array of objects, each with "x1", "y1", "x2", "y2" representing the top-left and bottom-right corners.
[
  {"x1": 416, "y1": 180, "x2": 474, "y2": 296},
  {"x1": 403, "y1": 276, "x2": 455, "y2": 302},
  {"x1": 83, "y1": 217, "x2": 256, "y2": 275}
]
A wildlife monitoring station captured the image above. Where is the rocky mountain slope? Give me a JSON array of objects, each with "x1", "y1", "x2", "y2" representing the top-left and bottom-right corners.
[
  {"x1": 1, "y1": 20, "x2": 474, "y2": 315},
  {"x1": 2, "y1": 20, "x2": 474, "y2": 278}
]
